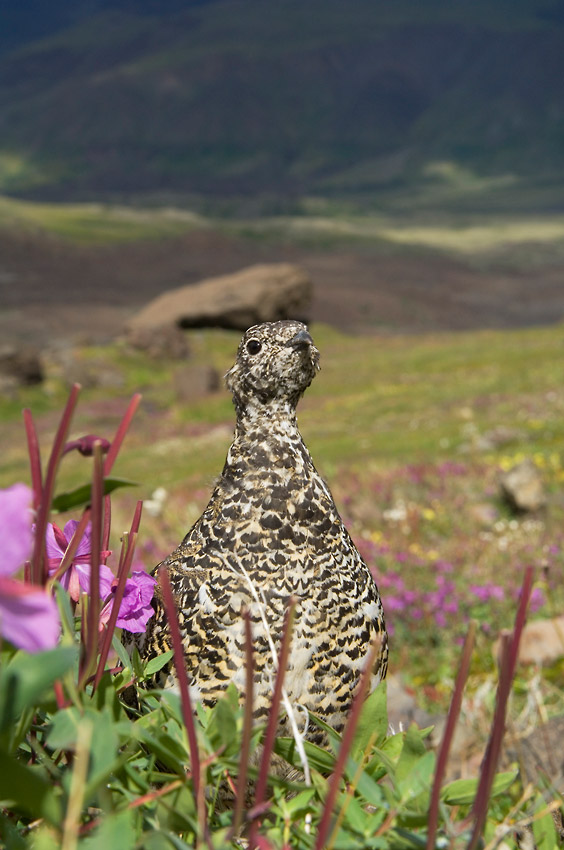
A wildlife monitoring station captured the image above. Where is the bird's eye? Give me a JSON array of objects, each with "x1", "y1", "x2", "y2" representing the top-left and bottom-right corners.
[{"x1": 246, "y1": 339, "x2": 262, "y2": 355}]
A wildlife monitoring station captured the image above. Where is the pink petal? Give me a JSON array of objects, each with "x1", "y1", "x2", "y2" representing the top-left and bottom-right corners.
[
  {"x1": 0, "y1": 577, "x2": 60, "y2": 652},
  {"x1": 0, "y1": 484, "x2": 33, "y2": 577},
  {"x1": 74, "y1": 562, "x2": 115, "y2": 598},
  {"x1": 45, "y1": 523, "x2": 65, "y2": 563},
  {"x1": 116, "y1": 603, "x2": 154, "y2": 633},
  {"x1": 64, "y1": 520, "x2": 91, "y2": 559}
]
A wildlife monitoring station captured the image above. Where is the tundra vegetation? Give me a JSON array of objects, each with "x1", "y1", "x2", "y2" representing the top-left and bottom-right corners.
[{"x1": 1, "y1": 311, "x2": 563, "y2": 848}]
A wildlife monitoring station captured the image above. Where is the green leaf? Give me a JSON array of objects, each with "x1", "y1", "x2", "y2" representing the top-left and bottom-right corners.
[
  {"x1": 82, "y1": 809, "x2": 136, "y2": 850},
  {"x1": 0, "y1": 647, "x2": 78, "y2": 735},
  {"x1": 52, "y1": 477, "x2": 138, "y2": 512},
  {"x1": 274, "y1": 737, "x2": 336, "y2": 774},
  {"x1": 395, "y1": 724, "x2": 427, "y2": 787},
  {"x1": 206, "y1": 694, "x2": 237, "y2": 755},
  {"x1": 46, "y1": 706, "x2": 82, "y2": 750},
  {"x1": 0, "y1": 752, "x2": 61, "y2": 825},
  {"x1": 441, "y1": 770, "x2": 516, "y2": 806},
  {"x1": 353, "y1": 765, "x2": 386, "y2": 808},
  {"x1": 398, "y1": 750, "x2": 435, "y2": 804},
  {"x1": 47, "y1": 707, "x2": 121, "y2": 796},
  {"x1": 533, "y1": 793, "x2": 559, "y2": 850},
  {"x1": 130, "y1": 646, "x2": 145, "y2": 681},
  {"x1": 112, "y1": 632, "x2": 133, "y2": 670},
  {"x1": 144, "y1": 649, "x2": 174, "y2": 677},
  {"x1": 283, "y1": 787, "x2": 316, "y2": 817},
  {"x1": 352, "y1": 680, "x2": 388, "y2": 759}
]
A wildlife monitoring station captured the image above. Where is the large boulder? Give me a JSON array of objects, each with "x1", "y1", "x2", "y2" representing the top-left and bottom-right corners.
[
  {"x1": 500, "y1": 458, "x2": 547, "y2": 513},
  {"x1": 127, "y1": 263, "x2": 313, "y2": 332}
]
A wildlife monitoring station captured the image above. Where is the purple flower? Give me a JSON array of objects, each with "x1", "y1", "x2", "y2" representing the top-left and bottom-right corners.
[
  {"x1": 2, "y1": 483, "x2": 33, "y2": 577},
  {"x1": 470, "y1": 583, "x2": 505, "y2": 603},
  {"x1": 529, "y1": 587, "x2": 546, "y2": 613},
  {"x1": 46, "y1": 520, "x2": 114, "y2": 602},
  {"x1": 0, "y1": 484, "x2": 60, "y2": 652},
  {"x1": 100, "y1": 570, "x2": 157, "y2": 634},
  {"x1": 385, "y1": 595, "x2": 407, "y2": 612}
]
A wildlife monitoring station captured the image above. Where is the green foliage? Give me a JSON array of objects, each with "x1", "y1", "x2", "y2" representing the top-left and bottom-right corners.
[
  {"x1": 1, "y1": 384, "x2": 562, "y2": 847},
  {"x1": 52, "y1": 477, "x2": 138, "y2": 512},
  {"x1": 0, "y1": 631, "x2": 558, "y2": 849}
]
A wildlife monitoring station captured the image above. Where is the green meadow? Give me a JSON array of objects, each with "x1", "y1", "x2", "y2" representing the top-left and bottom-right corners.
[{"x1": 2, "y1": 318, "x2": 563, "y2": 696}]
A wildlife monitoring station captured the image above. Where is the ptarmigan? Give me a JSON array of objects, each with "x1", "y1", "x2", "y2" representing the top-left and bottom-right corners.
[{"x1": 133, "y1": 320, "x2": 388, "y2": 739}]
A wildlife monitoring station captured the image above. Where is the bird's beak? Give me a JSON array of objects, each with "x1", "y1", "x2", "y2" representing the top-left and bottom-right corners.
[{"x1": 288, "y1": 329, "x2": 314, "y2": 350}]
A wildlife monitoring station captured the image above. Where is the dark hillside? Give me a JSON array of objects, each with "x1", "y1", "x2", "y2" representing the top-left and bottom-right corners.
[{"x1": 0, "y1": 0, "x2": 563, "y2": 202}]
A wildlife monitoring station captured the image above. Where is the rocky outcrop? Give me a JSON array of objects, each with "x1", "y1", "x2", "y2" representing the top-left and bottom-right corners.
[
  {"x1": 126, "y1": 325, "x2": 191, "y2": 359},
  {"x1": 513, "y1": 615, "x2": 564, "y2": 666},
  {"x1": 0, "y1": 344, "x2": 43, "y2": 391},
  {"x1": 500, "y1": 458, "x2": 546, "y2": 513},
  {"x1": 127, "y1": 263, "x2": 312, "y2": 333}
]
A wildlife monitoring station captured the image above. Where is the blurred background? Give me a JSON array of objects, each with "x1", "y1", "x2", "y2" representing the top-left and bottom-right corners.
[
  {"x1": 1, "y1": 0, "x2": 564, "y2": 733},
  {"x1": 1, "y1": 0, "x2": 564, "y2": 342}
]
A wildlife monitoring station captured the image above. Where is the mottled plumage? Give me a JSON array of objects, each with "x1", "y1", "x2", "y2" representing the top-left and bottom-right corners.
[{"x1": 132, "y1": 320, "x2": 387, "y2": 738}]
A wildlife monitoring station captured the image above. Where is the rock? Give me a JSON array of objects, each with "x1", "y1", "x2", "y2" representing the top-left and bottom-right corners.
[
  {"x1": 386, "y1": 674, "x2": 436, "y2": 733},
  {"x1": 126, "y1": 324, "x2": 190, "y2": 359},
  {"x1": 511, "y1": 615, "x2": 564, "y2": 665},
  {"x1": 173, "y1": 364, "x2": 221, "y2": 402},
  {"x1": 476, "y1": 426, "x2": 525, "y2": 452},
  {"x1": 500, "y1": 458, "x2": 546, "y2": 513},
  {"x1": 127, "y1": 263, "x2": 312, "y2": 332},
  {"x1": 0, "y1": 344, "x2": 43, "y2": 387}
]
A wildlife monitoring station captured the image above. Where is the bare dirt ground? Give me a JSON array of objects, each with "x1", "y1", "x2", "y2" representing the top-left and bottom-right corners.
[{"x1": 1, "y1": 227, "x2": 564, "y2": 347}]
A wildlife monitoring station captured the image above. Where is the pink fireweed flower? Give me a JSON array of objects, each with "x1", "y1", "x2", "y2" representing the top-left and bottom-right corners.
[
  {"x1": 0, "y1": 484, "x2": 60, "y2": 652},
  {"x1": 99, "y1": 570, "x2": 157, "y2": 634},
  {"x1": 46, "y1": 520, "x2": 113, "y2": 602}
]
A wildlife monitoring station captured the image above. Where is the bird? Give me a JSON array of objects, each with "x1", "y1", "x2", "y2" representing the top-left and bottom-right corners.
[{"x1": 131, "y1": 319, "x2": 388, "y2": 741}]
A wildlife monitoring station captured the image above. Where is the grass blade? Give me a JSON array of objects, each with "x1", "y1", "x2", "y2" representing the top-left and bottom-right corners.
[
  {"x1": 466, "y1": 565, "x2": 534, "y2": 850},
  {"x1": 158, "y1": 565, "x2": 207, "y2": 843},
  {"x1": 426, "y1": 620, "x2": 477, "y2": 850},
  {"x1": 231, "y1": 609, "x2": 254, "y2": 837},
  {"x1": 249, "y1": 598, "x2": 297, "y2": 846},
  {"x1": 31, "y1": 383, "x2": 80, "y2": 584},
  {"x1": 316, "y1": 635, "x2": 383, "y2": 850}
]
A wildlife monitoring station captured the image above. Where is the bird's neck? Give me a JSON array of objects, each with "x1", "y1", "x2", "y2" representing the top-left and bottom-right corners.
[
  {"x1": 223, "y1": 400, "x2": 312, "y2": 477},
  {"x1": 234, "y1": 397, "x2": 300, "y2": 435}
]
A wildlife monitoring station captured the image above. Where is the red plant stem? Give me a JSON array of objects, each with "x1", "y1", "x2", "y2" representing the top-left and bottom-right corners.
[
  {"x1": 54, "y1": 680, "x2": 67, "y2": 710},
  {"x1": 30, "y1": 383, "x2": 80, "y2": 584},
  {"x1": 426, "y1": 620, "x2": 477, "y2": 850},
  {"x1": 93, "y1": 516, "x2": 141, "y2": 693},
  {"x1": 232, "y1": 610, "x2": 255, "y2": 837},
  {"x1": 103, "y1": 393, "x2": 142, "y2": 476},
  {"x1": 315, "y1": 635, "x2": 383, "y2": 850},
  {"x1": 466, "y1": 565, "x2": 533, "y2": 850},
  {"x1": 158, "y1": 566, "x2": 206, "y2": 839},
  {"x1": 102, "y1": 495, "x2": 112, "y2": 559},
  {"x1": 248, "y1": 600, "x2": 297, "y2": 848},
  {"x1": 23, "y1": 408, "x2": 43, "y2": 512},
  {"x1": 82, "y1": 443, "x2": 104, "y2": 684}
]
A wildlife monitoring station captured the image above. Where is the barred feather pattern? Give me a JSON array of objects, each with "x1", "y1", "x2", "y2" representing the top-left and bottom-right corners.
[{"x1": 129, "y1": 320, "x2": 388, "y2": 740}]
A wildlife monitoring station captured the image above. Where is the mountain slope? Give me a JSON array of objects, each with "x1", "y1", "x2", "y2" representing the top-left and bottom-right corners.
[{"x1": 0, "y1": 0, "x2": 563, "y2": 203}]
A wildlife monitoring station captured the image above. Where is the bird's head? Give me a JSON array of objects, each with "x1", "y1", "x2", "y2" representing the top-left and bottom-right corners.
[{"x1": 225, "y1": 320, "x2": 320, "y2": 417}]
